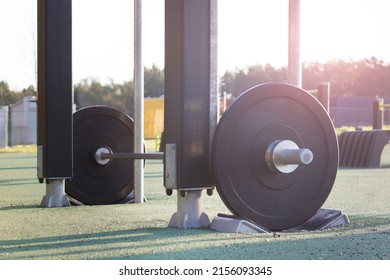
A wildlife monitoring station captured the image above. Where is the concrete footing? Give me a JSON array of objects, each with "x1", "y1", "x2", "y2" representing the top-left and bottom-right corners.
[
  {"x1": 40, "y1": 179, "x2": 71, "y2": 207},
  {"x1": 168, "y1": 190, "x2": 210, "y2": 229}
]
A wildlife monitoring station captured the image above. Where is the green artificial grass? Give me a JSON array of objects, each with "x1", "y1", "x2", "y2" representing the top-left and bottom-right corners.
[{"x1": 0, "y1": 145, "x2": 389, "y2": 260}]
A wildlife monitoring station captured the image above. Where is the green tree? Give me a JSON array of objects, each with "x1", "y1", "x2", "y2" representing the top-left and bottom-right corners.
[
  {"x1": 74, "y1": 78, "x2": 134, "y2": 115},
  {"x1": 221, "y1": 57, "x2": 390, "y2": 99},
  {"x1": 0, "y1": 81, "x2": 18, "y2": 105},
  {"x1": 21, "y1": 85, "x2": 37, "y2": 98},
  {"x1": 74, "y1": 65, "x2": 165, "y2": 117},
  {"x1": 144, "y1": 64, "x2": 164, "y2": 98},
  {"x1": 302, "y1": 57, "x2": 390, "y2": 97},
  {"x1": 220, "y1": 64, "x2": 287, "y2": 97}
]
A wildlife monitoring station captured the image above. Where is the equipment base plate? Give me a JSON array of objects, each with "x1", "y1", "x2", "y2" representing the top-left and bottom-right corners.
[{"x1": 210, "y1": 209, "x2": 349, "y2": 233}]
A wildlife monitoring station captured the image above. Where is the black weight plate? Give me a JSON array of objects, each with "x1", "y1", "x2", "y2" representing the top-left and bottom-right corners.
[
  {"x1": 65, "y1": 106, "x2": 135, "y2": 205},
  {"x1": 212, "y1": 83, "x2": 339, "y2": 231}
]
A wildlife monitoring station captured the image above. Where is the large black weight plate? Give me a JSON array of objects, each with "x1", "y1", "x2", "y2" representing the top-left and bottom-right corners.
[
  {"x1": 212, "y1": 83, "x2": 339, "y2": 231},
  {"x1": 65, "y1": 106, "x2": 135, "y2": 205}
]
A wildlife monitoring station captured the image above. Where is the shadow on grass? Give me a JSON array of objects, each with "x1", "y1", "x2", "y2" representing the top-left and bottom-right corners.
[
  {"x1": 145, "y1": 160, "x2": 163, "y2": 165},
  {"x1": 338, "y1": 166, "x2": 390, "y2": 172},
  {"x1": 144, "y1": 172, "x2": 164, "y2": 179},
  {"x1": 0, "y1": 204, "x2": 40, "y2": 211},
  {"x1": 347, "y1": 214, "x2": 390, "y2": 229},
  {"x1": 0, "y1": 166, "x2": 36, "y2": 171},
  {"x1": 0, "y1": 155, "x2": 36, "y2": 160},
  {"x1": 0, "y1": 227, "x2": 209, "y2": 260},
  {"x1": 0, "y1": 178, "x2": 40, "y2": 187},
  {"x1": 1, "y1": 215, "x2": 389, "y2": 260}
]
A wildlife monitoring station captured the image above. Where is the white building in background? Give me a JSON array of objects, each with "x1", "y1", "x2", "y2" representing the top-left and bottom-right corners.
[{"x1": 10, "y1": 96, "x2": 37, "y2": 145}]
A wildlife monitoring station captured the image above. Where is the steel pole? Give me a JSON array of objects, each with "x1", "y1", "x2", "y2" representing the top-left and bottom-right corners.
[
  {"x1": 288, "y1": 0, "x2": 301, "y2": 87},
  {"x1": 317, "y1": 82, "x2": 330, "y2": 113},
  {"x1": 373, "y1": 97, "x2": 384, "y2": 130},
  {"x1": 209, "y1": 0, "x2": 218, "y2": 152},
  {"x1": 134, "y1": 0, "x2": 144, "y2": 203}
]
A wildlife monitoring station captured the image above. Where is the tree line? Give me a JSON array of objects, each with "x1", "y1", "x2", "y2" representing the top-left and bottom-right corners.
[
  {"x1": 0, "y1": 82, "x2": 36, "y2": 106},
  {"x1": 220, "y1": 57, "x2": 390, "y2": 98},
  {"x1": 2, "y1": 57, "x2": 390, "y2": 116}
]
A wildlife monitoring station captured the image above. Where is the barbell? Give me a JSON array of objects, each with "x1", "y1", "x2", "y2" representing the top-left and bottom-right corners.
[
  {"x1": 211, "y1": 83, "x2": 338, "y2": 231},
  {"x1": 65, "y1": 83, "x2": 338, "y2": 231},
  {"x1": 93, "y1": 140, "x2": 311, "y2": 169},
  {"x1": 65, "y1": 106, "x2": 141, "y2": 205}
]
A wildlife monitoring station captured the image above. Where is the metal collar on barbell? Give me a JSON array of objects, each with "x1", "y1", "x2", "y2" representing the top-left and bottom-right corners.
[
  {"x1": 265, "y1": 140, "x2": 313, "y2": 173},
  {"x1": 95, "y1": 147, "x2": 113, "y2": 165}
]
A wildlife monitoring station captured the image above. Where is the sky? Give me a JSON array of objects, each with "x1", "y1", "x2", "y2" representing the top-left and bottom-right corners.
[{"x1": 1, "y1": 0, "x2": 390, "y2": 90}]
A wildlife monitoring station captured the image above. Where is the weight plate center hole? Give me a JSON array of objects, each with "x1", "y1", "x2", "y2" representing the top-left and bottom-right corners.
[{"x1": 95, "y1": 147, "x2": 113, "y2": 166}]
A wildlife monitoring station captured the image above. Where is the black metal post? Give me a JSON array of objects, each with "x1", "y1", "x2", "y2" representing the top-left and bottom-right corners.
[
  {"x1": 164, "y1": 0, "x2": 216, "y2": 190},
  {"x1": 373, "y1": 97, "x2": 384, "y2": 130},
  {"x1": 37, "y1": 0, "x2": 72, "y2": 180},
  {"x1": 37, "y1": 0, "x2": 72, "y2": 207},
  {"x1": 317, "y1": 82, "x2": 330, "y2": 113},
  {"x1": 164, "y1": 0, "x2": 217, "y2": 229}
]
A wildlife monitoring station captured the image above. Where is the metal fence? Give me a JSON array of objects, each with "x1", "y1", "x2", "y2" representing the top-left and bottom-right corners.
[
  {"x1": 0, "y1": 96, "x2": 37, "y2": 147},
  {"x1": 329, "y1": 96, "x2": 390, "y2": 127},
  {"x1": 10, "y1": 96, "x2": 37, "y2": 145}
]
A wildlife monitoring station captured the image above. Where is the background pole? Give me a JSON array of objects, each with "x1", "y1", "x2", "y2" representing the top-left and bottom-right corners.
[
  {"x1": 288, "y1": 0, "x2": 301, "y2": 87},
  {"x1": 134, "y1": 0, "x2": 144, "y2": 203}
]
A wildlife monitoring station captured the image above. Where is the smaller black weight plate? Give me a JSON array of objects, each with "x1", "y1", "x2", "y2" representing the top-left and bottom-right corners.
[
  {"x1": 212, "y1": 83, "x2": 339, "y2": 231},
  {"x1": 65, "y1": 106, "x2": 135, "y2": 205}
]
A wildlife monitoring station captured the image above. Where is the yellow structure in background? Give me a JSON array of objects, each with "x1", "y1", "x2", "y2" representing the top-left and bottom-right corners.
[{"x1": 144, "y1": 97, "x2": 164, "y2": 139}]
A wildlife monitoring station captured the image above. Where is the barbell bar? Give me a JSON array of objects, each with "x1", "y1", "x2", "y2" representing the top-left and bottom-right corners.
[
  {"x1": 94, "y1": 140, "x2": 313, "y2": 174},
  {"x1": 94, "y1": 146, "x2": 164, "y2": 166}
]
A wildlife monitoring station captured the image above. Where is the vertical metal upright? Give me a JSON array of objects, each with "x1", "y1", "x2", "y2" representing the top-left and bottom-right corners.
[
  {"x1": 317, "y1": 82, "x2": 330, "y2": 113},
  {"x1": 373, "y1": 97, "x2": 384, "y2": 130},
  {"x1": 134, "y1": 0, "x2": 144, "y2": 204},
  {"x1": 37, "y1": 0, "x2": 73, "y2": 207},
  {"x1": 288, "y1": 0, "x2": 301, "y2": 87},
  {"x1": 209, "y1": 0, "x2": 219, "y2": 153},
  {"x1": 164, "y1": 0, "x2": 218, "y2": 228}
]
